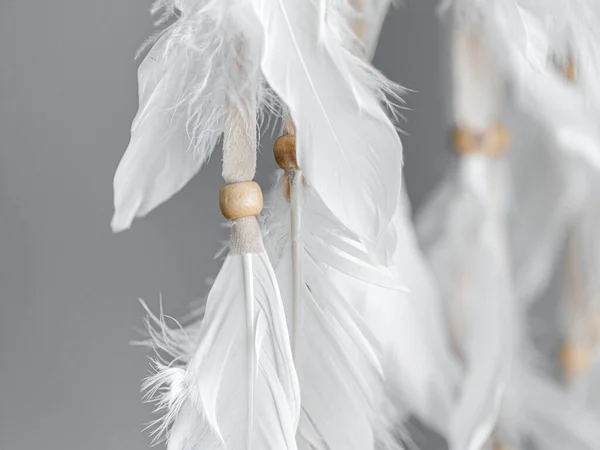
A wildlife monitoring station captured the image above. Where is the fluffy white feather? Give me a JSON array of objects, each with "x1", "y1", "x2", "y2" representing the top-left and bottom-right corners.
[
  {"x1": 113, "y1": 0, "x2": 403, "y2": 259},
  {"x1": 142, "y1": 251, "x2": 300, "y2": 449},
  {"x1": 112, "y1": 0, "x2": 266, "y2": 232},
  {"x1": 263, "y1": 175, "x2": 404, "y2": 450},
  {"x1": 250, "y1": 0, "x2": 403, "y2": 255},
  {"x1": 337, "y1": 189, "x2": 461, "y2": 436}
]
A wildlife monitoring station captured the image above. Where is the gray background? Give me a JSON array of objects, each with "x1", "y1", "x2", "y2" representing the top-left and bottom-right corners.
[{"x1": 0, "y1": 1, "x2": 452, "y2": 448}]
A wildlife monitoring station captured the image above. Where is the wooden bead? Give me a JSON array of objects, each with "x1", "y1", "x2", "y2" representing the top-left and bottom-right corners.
[
  {"x1": 452, "y1": 123, "x2": 510, "y2": 157},
  {"x1": 219, "y1": 181, "x2": 263, "y2": 220},
  {"x1": 494, "y1": 442, "x2": 510, "y2": 450},
  {"x1": 564, "y1": 59, "x2": 577, "y2": 83},
  {"x1": 559, "y1": 342, "x2": 593, "y2": 380},
  {"x1": 273, "y1": 134, "x2": 298, "y2": 170}
]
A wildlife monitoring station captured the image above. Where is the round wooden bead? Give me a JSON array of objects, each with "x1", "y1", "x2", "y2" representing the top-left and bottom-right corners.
[
  {"x1": 559, "y1": 342, "x2": 593, "y2": 380},
  {"x1": 219, "y1": 181, "x2": 263, "y2": 220},
  {"x1": 452, "y1": 123, "x2": 510, "y2": 157},
  {"x1": 564, "y1": 59, "x2": 577, "y2": 83},
  {"x1": 494, "y1": 442, "x2": 510, "y2": 450},
  {"x1": 273, "y1": 134, "x2": 298, "y2": 170}
]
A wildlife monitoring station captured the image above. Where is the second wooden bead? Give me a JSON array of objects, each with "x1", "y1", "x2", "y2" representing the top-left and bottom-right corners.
[{"x1": 273, "y1": 134, "x2": 298, "y2": 171}]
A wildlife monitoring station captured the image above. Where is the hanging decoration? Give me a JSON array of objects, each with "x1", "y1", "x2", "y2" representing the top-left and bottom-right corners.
[{"x1": 110, "y1": 1, "x2": 600, "y2": 449}]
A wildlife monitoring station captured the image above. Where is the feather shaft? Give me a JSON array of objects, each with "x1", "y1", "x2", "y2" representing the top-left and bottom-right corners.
[
  {"x1": 243, "y1": 253, "x2": 257, "y2": 449},
  {"x1": 290, "y1": 170, "x2": 303, "y2": 360}
]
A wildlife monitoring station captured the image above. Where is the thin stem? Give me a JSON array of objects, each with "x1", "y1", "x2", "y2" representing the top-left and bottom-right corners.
[
  {"x1": 290, "y1": 170, "x2": 303, "y2": 361},
  {"x1": 242, "y1": 253, "x2": 256, "y2": 450}
]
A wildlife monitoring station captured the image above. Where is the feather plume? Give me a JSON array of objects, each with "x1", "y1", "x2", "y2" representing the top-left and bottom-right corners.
[
  {"x1": 341, "y1": 190, "x2": 461, "y2": 436},
  {"x1": 338, "y1": 0, "x2": 461, "y2": 435},
  {"x1": 418, "y1": 157, "x2": 515, "y2": 450},
  {"x1": 249, "y1": 0, "x2": 403, "y2": 256},
  {"x1": 417, "y1": 22, "x2": 514, "y2": 450},
  {"x1": 427, "y1": 7, "x2": 600, "y2": 449},
  {"x1": 263, "y1": 174, "x2": 404, "y2": 450},
  {"x1": 113, "y1": 0, "x2": 403, "y2": 262},
  {"x1": 263, "y1": 4, "x2": 408, "y2": 445},
  {"x1": 141, "y1": 251, "x2": 300, "y2": 449},
  {"x1": 260, "y1": 3, "x2": 413, "y2": 447},
  {"x1": 442, "y1": 0, "x2": 600, "y2": 170},
  {"x1": 112, "y1": 0, "x2": 269, "y2": 231},
  {"x1": 447, "y1": 2, "x2": 600, "y2": 439},
  {"x1": 121, "y1": 2, "x2": 303, "y2": 447},
  {"x1": 420, "y1": 153, "x2": 600, "y2": 449}
]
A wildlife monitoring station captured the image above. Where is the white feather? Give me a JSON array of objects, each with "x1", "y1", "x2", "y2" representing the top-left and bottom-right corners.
[
  {"x1": 112, "y1": 0, "x2": 266, "y2": 232},
  {"x1": 444, "y1": 0, "x2": 600, "y2": 170},
  {"x1": 263, "y1": 175, "x2": 404, "y2": 450},
  {"x1": 417, "y1": 19, "x2": 515, "y2": 450},
  {"x1": 250, "y1": 0, "x2": 403, "y2": 255},
  {"x1": 114, "y1": 0, "x2": 403, "y2": 254},
  {"x1": 337, "y1": 189, "x2": 462, "y2": 436},
  {"x1": 418, "y1": 157, "x2": 515, "y2": 450},
  {"x1": 142, "y1": 251, "x2": 300, "y2": 450}
]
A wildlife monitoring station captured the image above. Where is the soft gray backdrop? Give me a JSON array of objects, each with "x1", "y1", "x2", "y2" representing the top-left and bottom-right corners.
[{"x1": 0, "y1": 1, "x2": 452, "y2": 449}]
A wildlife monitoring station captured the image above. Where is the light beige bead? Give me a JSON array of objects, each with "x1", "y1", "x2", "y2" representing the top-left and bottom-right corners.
[
  {"x1": 219, "y1": 181, "x2": 263, "y2": 220},
  {"x1": 494, "y1": 442, "x2": 510, "y2": 450},
  {"x1": 273, "y1": 134, "x2": 298, "y2": 171},
  {"x1": 452, "y1": 123, "x2": 510, "y2": 157},
  {"x1": 564, "y1": 59, "x2": 577, "y2": 83},
  {"x1": 559, "y1": 342, "x2": 593, "y2": 381}
]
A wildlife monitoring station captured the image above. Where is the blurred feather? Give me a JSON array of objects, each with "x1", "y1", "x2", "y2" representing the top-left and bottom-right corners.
[
  {"x1": 418, "y1": 157, "x2": 515, "y2": 450},
  {"x1": 417, "y1": 22, "x2": 514, "y2": 450},
  {"x1": 344, "y1": 190, "x2": 461, "y2": 436},
  {"x1": 442, "y1": 0, "x2": 600, "y2": 170}
]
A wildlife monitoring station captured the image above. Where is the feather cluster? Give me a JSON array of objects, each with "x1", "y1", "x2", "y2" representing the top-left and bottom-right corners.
[{"x1": 109, "y1": 0, "x2": 600, "y2": 449}]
